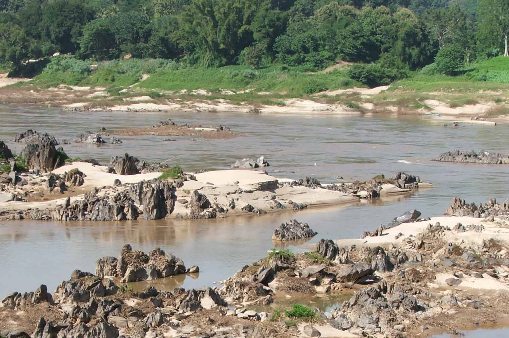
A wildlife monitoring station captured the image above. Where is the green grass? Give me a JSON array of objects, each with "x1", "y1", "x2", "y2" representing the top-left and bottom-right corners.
[
  {"x1": 14, "y1": 156, "x2": 27, "y2": 172},
  {"x1": 159, "y1": 166, "x2": 184, "y2": 180},
  {"x1": 304, "y1": 251, "x2": 329, "y2": 264},
  {"x1": 268, "y1": 248, "x2": 295, "y2": 261},
  {"x1": 0, "y1": 162, "x2": 10, "y2": 173},
  {"x1": 285, "y1": 304, "x2": 316, "y2": 318},
  {"x1": 140, "y1": 65, "x2": 355, "y2": 97}
]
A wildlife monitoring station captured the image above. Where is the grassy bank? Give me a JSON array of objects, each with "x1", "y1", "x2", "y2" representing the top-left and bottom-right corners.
[{"x1": 7, "y1": 56, "x2": 509, "y2": 118}]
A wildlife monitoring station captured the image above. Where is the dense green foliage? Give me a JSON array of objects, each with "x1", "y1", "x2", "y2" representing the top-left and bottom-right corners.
[
  {"x1": 0, "y1": 0, "x2": 508, "y2": 87},
  {"x1": 285, "y1": 304, "x2": 316, "y2": 318}
]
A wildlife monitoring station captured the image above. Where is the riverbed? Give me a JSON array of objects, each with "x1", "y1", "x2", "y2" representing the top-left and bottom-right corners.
[{"x1": 1, "y1": 104, "x2": 509, "y2": 299}]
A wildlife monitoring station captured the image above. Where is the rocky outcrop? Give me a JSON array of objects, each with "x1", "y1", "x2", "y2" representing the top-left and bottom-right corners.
[
  {"x1": 20, "y1": 133, "x2": 67, "y2": 172},
  {"x1": 232, "y1": 156, "x2": 269, "y2": 169},
  {"x1": 110, "y1": 153, "x2": 139, "y2": 175},
  {"x1": 96, "y1": 245, "x2": 188, "y2": 283},
  {"x1": 446, "y1": 197, "x2": 509, "y2": 219},
  {"x1": 272, "y1": 219, "x2": 317, "y2": 241},
  {"x1": 2, "y1": 285, "x2": 53, "y2": 310},
  {"x1": 0, "y1": 140, "x2": 13, "y2": 159},
  {"x1": 14, "y1": 130, "x2": 58, "y2": 146},
  {"x1": 129, "y1": 180, "x2": 176, "y2": 219},
  {"x1": 189, "y1": 190, "x2": 216, "y2": 219},
  {"x1": 63, "y1": 168, "x2": 85, "y2": 186},
  {"x1": 23, "y1": 180, "x2": 176, "y2": 221},
  {"x1": 75, "y1": 133, "x2": 106, "y2": 144},
  {"x1": 435, "y1": 150, "x2": 509, "y2": 164}
]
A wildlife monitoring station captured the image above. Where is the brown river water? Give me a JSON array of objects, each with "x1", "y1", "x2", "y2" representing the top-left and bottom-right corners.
[{"x1": 1, "y1": 104, "x2": 509, "y2": 305}]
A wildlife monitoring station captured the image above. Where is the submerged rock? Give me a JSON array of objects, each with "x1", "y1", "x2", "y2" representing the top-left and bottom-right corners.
[
  {"x1": 272, "y1": 219, "x2": 317, "y2": 241},
  {"x1": 232, "y1": 156, "x2": 269, "y2": 169},
  {"x1": 435, "y1": 150, "x2": 509, "y2": 164},
  {"x1": 97, "y1": 245, "x2": 188, "y2": 283}
]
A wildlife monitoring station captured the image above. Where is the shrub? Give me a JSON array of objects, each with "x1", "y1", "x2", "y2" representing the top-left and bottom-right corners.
[
  {"x1": 303, "y1": 79, "x2": 328, "y2": 94},
  {"x1": 268, "y1": 248, "x2": 295, "y2": 261},
  {"x1": 435, "y1": 44, "x2": 465, "y2": 76},
  {"x1": 14, "y1": 156, "x2": 27, "y2": 172},
  {"x1": 159, "y1": 166, "x2": 183, "y2": 180},
  {"x1": 348, "y1": 63, "x2": 408, "y2": 88},
  {"x1": 285, "y1": 304, "x2": 315, "y2": 318}
]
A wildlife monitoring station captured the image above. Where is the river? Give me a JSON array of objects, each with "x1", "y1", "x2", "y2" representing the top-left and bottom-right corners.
[{"x1": 1, "y1": 104, "x2": 508, "y2": 307}]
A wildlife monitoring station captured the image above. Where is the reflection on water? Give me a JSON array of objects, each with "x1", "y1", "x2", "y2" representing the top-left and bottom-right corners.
[{"x1": 1, "y1": 105, "x2": 509, "y2": 297}]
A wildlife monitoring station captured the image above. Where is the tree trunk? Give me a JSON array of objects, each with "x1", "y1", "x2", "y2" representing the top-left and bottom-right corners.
[{"x1": 505, "y1": 34, "x2": 508, "y2": 57}]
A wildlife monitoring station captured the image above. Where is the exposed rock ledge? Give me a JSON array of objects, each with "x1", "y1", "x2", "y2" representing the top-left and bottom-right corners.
[{"x1": 0, "y1": 160, "x2": 428, "y2": 221}]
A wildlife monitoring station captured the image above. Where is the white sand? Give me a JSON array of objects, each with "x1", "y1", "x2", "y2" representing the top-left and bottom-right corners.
[
  {"x1": 432, "y1": 273, "x2": 509, "y2": 291},
  {"x1": 52, "y1": 162, "x2": 161, "y2": 188},
  {"x1": 194, "y1": 170, "x2": 278, "y2": 190},
  {"x1": 0, "y1": 74, "x2": 29, "y2": 88}
]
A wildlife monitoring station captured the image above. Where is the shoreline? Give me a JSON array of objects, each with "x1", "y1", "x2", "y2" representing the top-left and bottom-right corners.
[{"x1": 0, "y1": 79, "x2": 505, "y2": 125}]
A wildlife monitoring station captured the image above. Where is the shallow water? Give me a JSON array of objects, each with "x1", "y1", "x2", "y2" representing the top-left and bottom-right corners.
[
  {"x1": 434, "y1": 327, "x2": 509, "y2": 337},
  {"x1": 1, "y1": 105, "x2": 509, "y2": 297}
]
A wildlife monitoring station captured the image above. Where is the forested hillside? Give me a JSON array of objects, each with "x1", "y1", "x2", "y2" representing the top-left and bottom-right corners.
[{"x1": 0, "y1": 0, "x2": 507, "y2": 88}]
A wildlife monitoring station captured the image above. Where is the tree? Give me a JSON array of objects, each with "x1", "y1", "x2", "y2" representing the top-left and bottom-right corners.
[
  {"x1": 79, "y1": 19, "x2": 119, "y2": 60},
  {"x1": 435, "y1": 44, "x2": 465, "y2": 75},
  {"x1": 477, "y1": 0, "x2": 509, "y2": 57}
]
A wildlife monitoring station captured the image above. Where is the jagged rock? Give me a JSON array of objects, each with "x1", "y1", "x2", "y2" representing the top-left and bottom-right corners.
[
  {"x1": 189, "y1": 190, "x2": 215, "y2": 218},
  {"x1": 98, "y1": 245, "x2": 187, "y2": 283},
  {"x1": 303, "y1": 324, "x2": 321, "y2": 337},
  {"x1": 298, "y1": 177, "x2": 321, "y2": 188},
  {"x1": 144, "y1": 311, "x2": 164, "y2": 328},
  {"x1": 110, "y1": 153, "x2": 139, "y2": 175},
  {"x1": 0, "y1": 140, "x2": 13, "y2": 159},
  {"x1": 20, "y1": 134, "x2": 67, "y2": 172},
  {"x1": 96, "y1": 257, "x2": 118, "y2": 278},
  {"x1": 336, "y1": 264, "x2": 374, "y2": 283},
  {"x1": 370, "y1": 247, "x2": 393, "y2": 272},
  {"x1": 129, "y1": 180, "x2": 176, "y2": 220},
  {"x1": 75, "y1": 133, "x2": 106, "y2": 144},
  {"x1": 232, "y1": 156, "x2": 269, "y2": 169},
  {"x1": 2, "y1": 285, "x2": 53, "y2": 310},
  {"x1": 110, "y1": 137, "x2": 122, "y2": 144},
  {"x1": 389, "y1": 210, "x2": 421, "y2": 227},
  {"x1": 393, "y1": 172, "x2": 420, "y2": 189},
  {"x1": 200, "y1": 288, "x2": 227, "y2": 309},
  {"x1": 435, "y1": 150, "x2": 509, "y2": 164},
  {"x1": 446, "y1": 197, "x2": 509, "y2": 219},
  {"x1": 63, "y1": 169, "x2": 85, "y2": 186},
  {"x1": 272, "y1": 219, "x2": 317, "y2": 241},
  {"x1": 301, "y1": 265, "x2": 326, "y2": 278},
  {"x1": 256, "y1": 267, "x2": 275, "y2": 285},
  {"x1": 316, "y1": 239, "x2": 339, "y2": 261},
  {"x1": 15, "y1": 130, "x2": 58, "y2": 145}
]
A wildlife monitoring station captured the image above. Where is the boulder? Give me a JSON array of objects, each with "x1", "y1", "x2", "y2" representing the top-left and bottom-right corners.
[
  {"x1": 316, "y1": 239, "x2": 339, "y2": 261},
  {"x1": 272, "y1": 219, "x2": 317, "y2": 241},
  {"x1": 15, "y1": 130, "x2": 58, "y2": 145},
  {"x1": 336, "y1": 264, "x2": 374, "y2": 283},
  {"x1": 63, "y1": 168, "x2": 85, "y2": 186},
  {"x1": 20, "y1": 134, "x2": 67, "y2": 172},
  {"x1": 110, "y1": 153, "x2": 139, "y2": 175},
  {"x1": 96, "y1": 257, "x2": 118, "y2": 278}
]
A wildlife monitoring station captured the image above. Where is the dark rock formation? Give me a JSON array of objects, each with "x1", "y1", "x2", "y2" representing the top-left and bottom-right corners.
[
  {"x1": 110, "y1": 153, "x2": 139, "y2": 175},
  {"x1": 63, "y1": 168, "x2": 85, "y2": 186},
  {"x1": 20, "y1": 133, "x2": 67, "y2": 172},
  {"x1": 96, "y1": 245, "x2": 188, "y2": 283},
  {"x1": 435, "y1": 150, "x2": 509, "y2": 164},
  {"x1": 446, "y1": 197, "x2": 509, "y2": 219},
  {"x1": 75, "y1": 133, "x2": 106, "y2": 144},
  {"x1": 14, "y1": 130, "x2": 58, "y2": 146},
  {"x1": 0, "y1": 140, "x2": 13, "y2": 159},
  {"x1": 272, "y1": 219, "x2": 317, "y2": 241},
  {"x1": 1, "y1": 285, "x2": 53, "y2": 310},
  {"x1": 316, "y1": 239, "x2": 339, "y2": 261}
]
